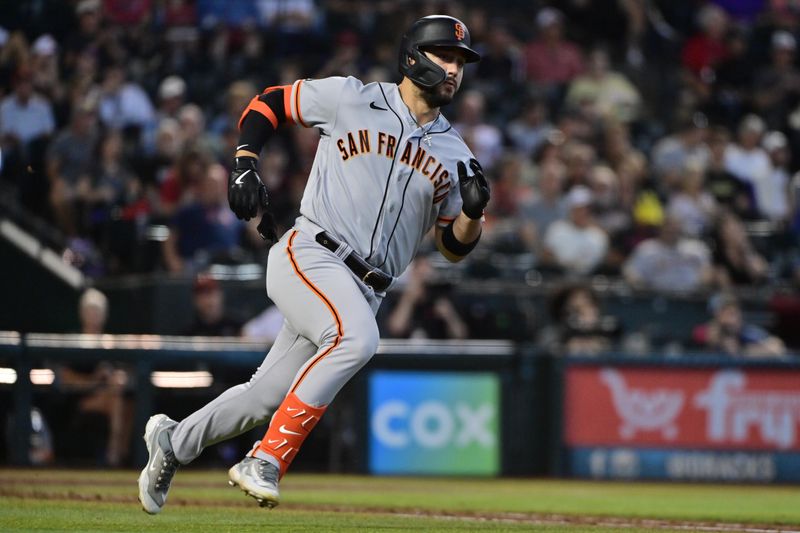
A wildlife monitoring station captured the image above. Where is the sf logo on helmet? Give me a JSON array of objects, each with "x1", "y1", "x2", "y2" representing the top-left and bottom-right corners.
[{"x1": 454, "y1": 22, "x2": 465, "y2": 40}]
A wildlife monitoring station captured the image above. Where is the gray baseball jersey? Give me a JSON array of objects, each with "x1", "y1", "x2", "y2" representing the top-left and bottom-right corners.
[
  {"x1": 290, "y1": 76, "x2": 474, "y2": 277},
  {"x1": 170, "y1": 76, "x2": 476, "y2": 464}
]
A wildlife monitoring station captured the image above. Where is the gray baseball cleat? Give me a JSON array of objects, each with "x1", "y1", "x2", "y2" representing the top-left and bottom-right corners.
[
  {"x1": 138, "y1": 414, "x2": 179, "y2": 514},
  {"x1": 228, "y1": 457, "x2": 281, "y2": 508}
]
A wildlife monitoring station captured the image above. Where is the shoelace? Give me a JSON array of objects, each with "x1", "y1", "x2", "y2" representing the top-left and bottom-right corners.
[{"x1": 155, "y1": 451, "x2": 179, "y2": 491}]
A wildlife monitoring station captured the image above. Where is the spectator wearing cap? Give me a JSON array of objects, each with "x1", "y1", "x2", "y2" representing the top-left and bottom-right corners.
[
  {"x1": 542, "y1": 186, "x2": 609, "y2": 275},
  {"x1": 623, "y1": 215, "x2": 713, "y2": 293},
  {"x1": 760, "y1": 130, "x2": 791, "y2": 222},
  {"x1": 157, "y1": 76, "x2": 186, "y2": 120},
  {"x1": 681, "y1": 4, "x2": 730, "y2": 101},
  {"x1": 141, "y1": 75, "x2": 187, "y2": 155},
  {"x1": 30, "y1": 34, "x2": 61, "y2": 100},
  {"x1": 523, "y1": 7, "x2": 585, "y2": 95},
  {"x1": 691, "y1": 292, "x2": 786, "y2": 357},
  {"x1": 724, "y1": 114, "x2": 772, "y2": 216},
  {"x1": 62, "y1": 0, "x2": 103, "y2": 71},
  {"x1": 184, "y1": 275, "x2": 244, "y2": 337},
  {"x1": 754, "y1": 30, "x2": 800, "y2": 129}
]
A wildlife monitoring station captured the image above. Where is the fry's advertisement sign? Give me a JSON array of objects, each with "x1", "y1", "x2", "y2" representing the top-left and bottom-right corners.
[{"x1": 565, "y1": 367, "x2": 800, "y2": 450}]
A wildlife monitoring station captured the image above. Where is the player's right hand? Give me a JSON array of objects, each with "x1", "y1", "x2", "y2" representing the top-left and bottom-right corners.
[{"x1": 228, "y1": 156, "x2": 267, "y2": 221}]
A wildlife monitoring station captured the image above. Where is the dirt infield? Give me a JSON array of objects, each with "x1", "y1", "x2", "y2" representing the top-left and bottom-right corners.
[{"x1": 2, "y1": 480, "x2": 798, "y2": 533}]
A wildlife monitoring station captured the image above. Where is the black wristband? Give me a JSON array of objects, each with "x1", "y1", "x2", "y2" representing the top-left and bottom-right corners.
[
  {"x1": 441, "y1": 221, "x2": 480, "y2": 256},
  {"x1": 234, "y1": 156, "x2": 258, "y2": 170}
]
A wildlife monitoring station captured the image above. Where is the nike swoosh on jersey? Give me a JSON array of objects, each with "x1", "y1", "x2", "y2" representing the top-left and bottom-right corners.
[
  {"x1": 278, "y1": 424, "x2": 302, "y2": 436},
  {"x1": 234, "y1": 169, "x2": 251, "y2": 186},
  {"x1": 370, "y1": 101, "x2": 387, "y2": 111}
]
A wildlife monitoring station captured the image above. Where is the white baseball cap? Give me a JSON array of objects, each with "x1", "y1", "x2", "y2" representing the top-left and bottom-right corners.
[
  {"x1": 772, "y1": 30, "x2": 796, "y2": 51},
  {"x1": 158, "y1": 75, "x2": 186, "y2": 100},
  {"x1": 32, "y1": 34, "x2": 57, "y2": 56},
  {"x1": 763, "y1": 130, "x2": 788, "y2": 152},
  {"x1": 565, "y1": 185, "x2": 593, "y2": 209},
  {"x1": 537, "y1": 7, "x2": 563, "y2": 28}
]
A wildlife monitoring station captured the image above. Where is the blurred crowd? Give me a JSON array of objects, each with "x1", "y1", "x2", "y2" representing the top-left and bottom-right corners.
[{"x1": 2, "y1": 0, "x2": 800, "y2": 353}]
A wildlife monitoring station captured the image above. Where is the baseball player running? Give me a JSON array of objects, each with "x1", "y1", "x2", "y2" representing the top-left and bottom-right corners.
[{"x1": 139, "y1": 14, "x2": 490, "y2": 513}]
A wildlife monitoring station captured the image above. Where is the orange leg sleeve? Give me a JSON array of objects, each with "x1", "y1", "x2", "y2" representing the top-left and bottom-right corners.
[{"x1": 256, "y1": 392, "x2": 326, "y2": 478}]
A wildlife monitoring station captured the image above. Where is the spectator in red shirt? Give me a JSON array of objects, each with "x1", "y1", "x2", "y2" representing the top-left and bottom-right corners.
[
  {"x1": 682, "y1": 4, "x2": 730, "y2": 76},
  {"x1": 681, "y1": 4, "x2": 730, "y2": 103},
  {"x1": 523, "y1": 8, "x2": 585, "y2": 90}
]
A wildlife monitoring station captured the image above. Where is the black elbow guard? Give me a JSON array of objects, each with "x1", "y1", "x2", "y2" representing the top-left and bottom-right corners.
[{"x1": 236, "y1": 88, "x2": 287, "y2": 154}]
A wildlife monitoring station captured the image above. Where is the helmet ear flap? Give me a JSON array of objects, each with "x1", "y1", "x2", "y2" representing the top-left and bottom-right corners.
[{"x1": 399, "y1": 45, "x2": 447, "y2": 89}]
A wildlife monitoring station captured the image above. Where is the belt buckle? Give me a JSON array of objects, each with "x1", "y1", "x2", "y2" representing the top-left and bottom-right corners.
[{"x1": 362, "y1": 270, "x2": 377, "y2": 287}]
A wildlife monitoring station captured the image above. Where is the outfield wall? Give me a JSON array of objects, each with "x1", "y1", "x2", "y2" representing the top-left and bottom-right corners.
[{"x1": 1, "y1": 333, "x2": 798, "y2": 483}]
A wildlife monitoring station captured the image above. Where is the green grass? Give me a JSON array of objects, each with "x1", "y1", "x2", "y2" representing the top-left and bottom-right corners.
[{"x1": 1, "y1": 469, "x2": 799, "y2": 532}]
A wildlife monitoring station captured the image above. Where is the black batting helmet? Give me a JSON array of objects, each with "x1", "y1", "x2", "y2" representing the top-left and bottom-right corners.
[{"x1": 398, "y1": 15, "x2": 481, "y2": 89}]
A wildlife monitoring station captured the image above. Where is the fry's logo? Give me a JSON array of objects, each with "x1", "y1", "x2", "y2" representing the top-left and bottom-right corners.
[
  {"x1": 695, "y1": 371, "x2": 800, "y2": 449},
  {"x1": 601, "y1": 369, "x2": 684, "y2": 439},
  {"x1": 599, "y1": 369, "x2": 800, "y2": 449}
]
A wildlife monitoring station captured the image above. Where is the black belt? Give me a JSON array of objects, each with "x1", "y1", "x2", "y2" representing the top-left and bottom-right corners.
[{"x1": 315, "y1": 232, "x2": 393, "y2": 292}]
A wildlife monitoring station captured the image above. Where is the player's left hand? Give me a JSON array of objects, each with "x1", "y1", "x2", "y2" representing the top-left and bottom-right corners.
[
  {"x1": 228, "y1": 156, "x2": 266, "y2": 221},
  {"x1": 457, "y1": 158, "x2": 490, "y2": 220}
]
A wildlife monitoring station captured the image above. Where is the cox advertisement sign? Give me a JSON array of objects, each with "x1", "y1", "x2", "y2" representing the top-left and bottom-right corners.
[
  {"x1": 368, "y1": 371, "x2": 500, "y2": 475},
  {"x1": 565, "y1": 367, "x2": 800, "y2": 450}
]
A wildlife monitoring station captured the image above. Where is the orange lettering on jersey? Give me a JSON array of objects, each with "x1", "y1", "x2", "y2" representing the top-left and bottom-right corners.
[
  {"x1": 429, "y1": 163, "x2": 443, "y2": 182},
  {"x1": 386, "y1": 135, "x2": 397, "y2": 158},
  {"x1": 437, "y1": 170, "x2": 449, "y2": 189},
  {"x1": 400, "y1": 141, "x2": 413, "y2": 165},
  {"x1": 411, "y1": 146, "x2": 426, "y2": 170},
  {"x1": 358, "y1": 129, "x2": 371, "y2": 153},
  {"x1": 347, "y1": 132, "x2": 358, "y2": 157},
  {"x1": 337, "y1": 138, "x2": 349, "y2": 161},
  {"x1": 377, "y1": 132, "x2": 387, "y2": 155},
  {"x1": 421, "y1": 155, "x2": 435, "y2": 177}
]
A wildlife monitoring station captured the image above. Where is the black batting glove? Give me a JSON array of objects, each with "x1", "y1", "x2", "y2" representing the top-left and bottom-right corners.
[
  {"x1": 457, "y1": 158, "x2": 490, "y2": 220},
  {"x1": 228, "y1": 156, "x2": 267, "y2": 221}
]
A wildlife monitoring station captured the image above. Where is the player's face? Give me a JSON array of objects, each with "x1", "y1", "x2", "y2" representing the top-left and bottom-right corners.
[{"x1": 421, "y1": 48, "x2": 466, "y2": 106}]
